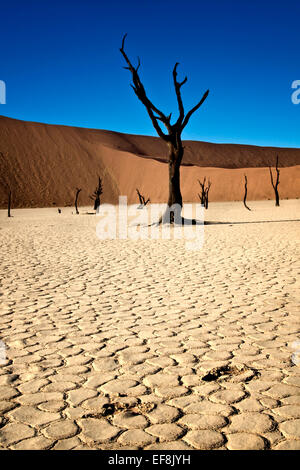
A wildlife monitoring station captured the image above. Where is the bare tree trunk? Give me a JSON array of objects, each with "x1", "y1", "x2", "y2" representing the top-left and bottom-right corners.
[
  {"x1": 205, "y1": 180, "x2": 211, "y2": 209},
  {"x1": 205, "y1": 192, "x2": 209, "y2": 209},
  {"x1": 269, "y1": 156, "x2": 280, "y2": 207},
  {"x1": 75, "y1": 188, "x2": 81, "y2": 215},
  {"x1": 164, "y1": 146, "x2": 183, "y2": 223},
  {"x1": 275, "y1": 188, "x2": 280, "y2": 207},
  {"x1": 8, "y1": 190, "x2": 11, "y2": 217},
  {"x1": 94, "y1": 196, "x2": 100, "y2": 211},
  {"x1": 243, "y1": 175, "x2": 251, "y2": 211}
]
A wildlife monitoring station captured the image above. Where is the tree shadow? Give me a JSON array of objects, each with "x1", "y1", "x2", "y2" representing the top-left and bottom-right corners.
[
  {"x1": 203, "y1": 219, "x2": 300, "y2": 225},
  {"x1": 133, "y1": 217, "x2": 300, "y2": 228}
]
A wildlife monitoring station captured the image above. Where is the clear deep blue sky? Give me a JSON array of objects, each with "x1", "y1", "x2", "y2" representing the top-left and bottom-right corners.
[{"x1": 1, "y1": 0, "x2": 299, "y2": 147}]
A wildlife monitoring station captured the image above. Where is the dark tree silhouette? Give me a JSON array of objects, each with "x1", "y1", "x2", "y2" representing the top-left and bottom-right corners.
[
  {"x1": 136, "y1": 188, "x2": 150, "y2": 208},
  {"x1": 0, "y1": 151, "x2": 14, "y2": 217},
  {"x1": 198, "y1": 177, "x2": 211, "y2": 209},
  {"x1": 204, "y1": 179, "x2": 212, "y2": 209},
  {"x1": 198, "y1": 178, "x2": 207, "y2": 206},
  {"x1": 243, "y1": 175, "x2": 251, "y2": 211},
  {"x1": 74, "y1": 188, "x2": 82, "y2": 215},
  {"x1": 269, "y1": 156, "x2": 280, "y2": 207},
  {"x1": 120, "y1": 34, "x2": 209, "y2": 223},
  {"x1": 8, "y1": 190, "x2": 11, "y2": 217},
  {"x1": 90, "y1": 177, "x2": 103, "y2": 212}
]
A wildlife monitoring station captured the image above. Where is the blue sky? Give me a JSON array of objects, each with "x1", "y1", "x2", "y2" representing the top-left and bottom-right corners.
[{"x1": 0, "y1": 0, "x2": 299, "y2": 147}]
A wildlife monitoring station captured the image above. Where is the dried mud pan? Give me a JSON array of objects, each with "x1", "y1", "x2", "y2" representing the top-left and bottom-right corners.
[{"x1": 0, "y1": 200, "x2": 299, "y2": 450}]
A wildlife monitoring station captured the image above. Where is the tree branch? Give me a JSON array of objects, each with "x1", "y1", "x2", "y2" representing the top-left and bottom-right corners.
[
  {"x1": 182, "y1": 89, "x2": 209, "y2": 129},
  {"x1": 120, "y1": 34, "x2": 171, "y2": 138},
  {"x1": 173, "y1": 62, "x2": 187, "y2": 126}
]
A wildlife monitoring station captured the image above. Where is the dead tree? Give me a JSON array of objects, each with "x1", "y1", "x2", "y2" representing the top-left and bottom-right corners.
[
  {"x1": 198, "y1": 178, "x2": 211, "y2": 209},
  {"x1": 136, "y1": 188, "x2": 150, "y2": 208},
  {"x1": 205, "y1": 179, "x2": 212, "y2": 209},
  {"x1": 90, "y1": 176, "x2": 103, "y2": 212},
  {"x1": 269, "y1": 156, "x2": 280, "y2": 206},
  {"x1": 0, "y1": 152, "x2": 13, "y2": 217},
  {"x1": 8, "y1": 190, "x2": 11, "y2": 217},
  {"x1": 120, "y1": 34, "x2": 209, "y2": 224},
  {"x1": 74, "y1": 188, "x2": 82, "y2": 214},
  {"x1": 198, "y1": 178, "x2": 207, "y2": 206},
  {"x1": 243, "y1": 175, "x2": 251, "y2": 211}
]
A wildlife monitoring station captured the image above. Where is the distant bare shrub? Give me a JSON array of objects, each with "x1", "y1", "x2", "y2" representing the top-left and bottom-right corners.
[
  {"x1": 75, "y1": 187, "x2": 82, "y2": 214},
  {"x1": 198, "y1": 177, "x2": 212, "y2": 209},
  {"x1": 90, "y1": 176, "x2": 103, "y2": 212},
  {"x1": 243, "y1": 175, "x2": 251, "y2": 211},
  {"x1": 136, "y1": 188, "x2": 150, "y2": 208},
  {"x1": 269, "y1": 156, "x2": 280, "y2": 207}
]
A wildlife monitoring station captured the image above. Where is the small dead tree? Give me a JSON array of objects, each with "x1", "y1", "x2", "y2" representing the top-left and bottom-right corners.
[
  {"x1": 90, "y1": 177, "x2": 103, "y2": 212},
  {"x1": 269, "y1": 156, "x2": 280, "y2": 207},
  {"x1": 204, "y1": 179, "x2": 212, "y2": 209},
  {"x1": 243, "y1": 175, "x2": 251, "y2": 211},
  {"x1": 8, "y1": 190, "x2": 11, "y2": 217},
  {"x1": 74, "y1": 188, "x2": 82, "y2": 214},
  {"x1": 198, "y1": 178, "x2": 211, "y2": 209},
  {"x1": 198, "y1": 178, "x2": 207, "y2": 206},
  {"x1": 0, "y1": 152, "x2": 13, "y2": 217},
  {"x1": 120, "y1": 34, "x2": 209, "y2": 224},
  {"x1": 136, "y1": 188, "x2": 150, "y2": 208}
]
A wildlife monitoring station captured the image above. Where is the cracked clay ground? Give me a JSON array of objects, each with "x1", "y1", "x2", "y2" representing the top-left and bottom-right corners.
[{"x1": 0, "y1": 200, "x2": 299, "y2": 450}]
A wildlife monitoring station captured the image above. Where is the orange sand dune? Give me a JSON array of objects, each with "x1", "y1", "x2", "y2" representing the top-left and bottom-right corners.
[{"x1": 0, "y1": 115, "x2": 299, "y2": 208}]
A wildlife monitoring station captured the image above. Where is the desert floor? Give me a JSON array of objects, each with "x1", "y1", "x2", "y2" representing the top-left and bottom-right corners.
[{"x1": 0, "y1": 200, "x2": 299, "y2": 450}]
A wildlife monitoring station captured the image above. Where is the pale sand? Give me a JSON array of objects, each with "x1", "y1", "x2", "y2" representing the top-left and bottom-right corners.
[{"x1": 0, "y1": 200, "x2": 299, "y2": 450}]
